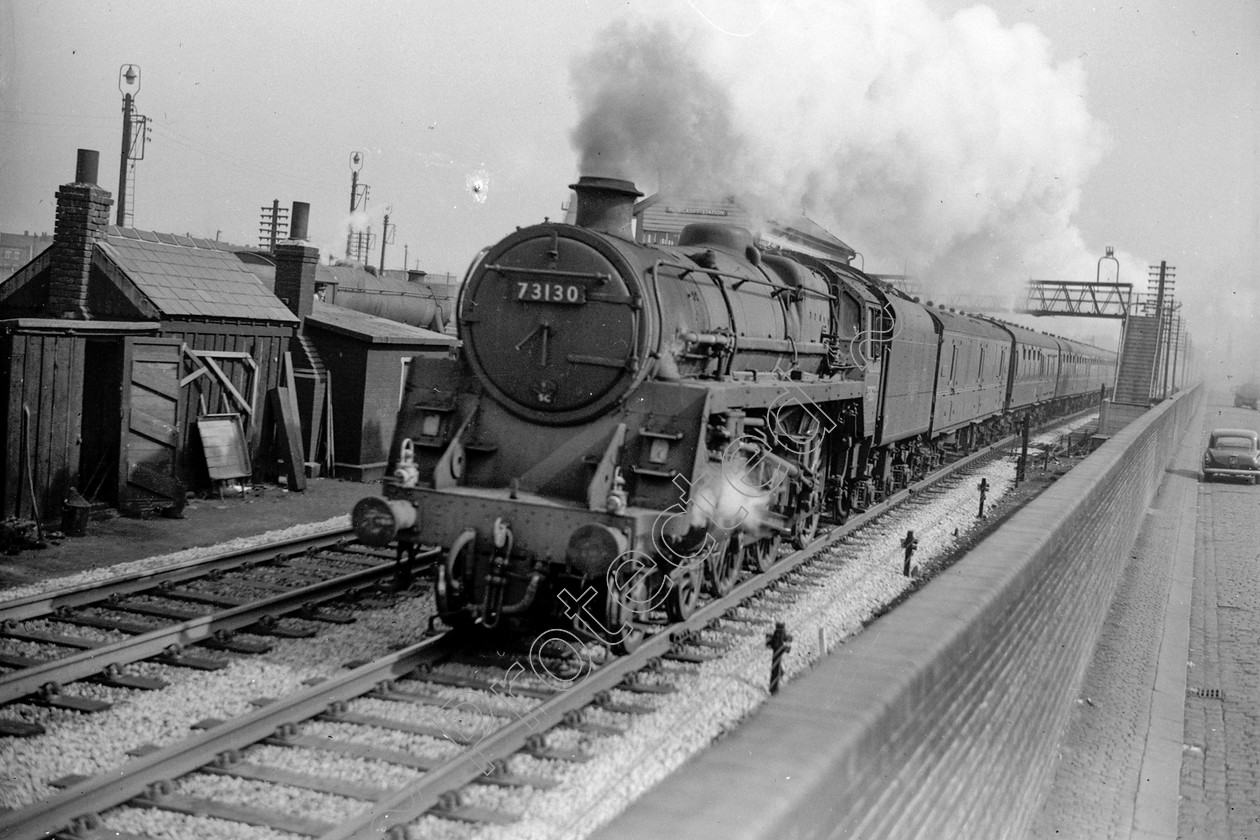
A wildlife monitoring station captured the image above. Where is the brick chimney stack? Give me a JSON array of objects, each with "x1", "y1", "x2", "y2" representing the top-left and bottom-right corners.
[
  {"x1": 273, "y1": 201, "x2": 318, "y2": 322},
  {"x1": 48, "y1": 149, "x2": 112, "y2": 319}
]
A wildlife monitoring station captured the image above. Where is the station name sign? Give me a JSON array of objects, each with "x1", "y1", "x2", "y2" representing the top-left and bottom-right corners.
[{"x1": 663, "y1": 206, "x2": 730, "y2": 216}]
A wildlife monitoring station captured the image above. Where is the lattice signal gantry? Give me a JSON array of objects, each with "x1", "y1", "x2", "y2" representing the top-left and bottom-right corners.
[{"x1": 1020, "y1": 281, "x2": 1134, "y2": 319}]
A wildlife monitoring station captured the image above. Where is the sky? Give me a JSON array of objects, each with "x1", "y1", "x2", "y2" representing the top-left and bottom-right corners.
[{"x1": 1, "y1": 0, "x2": 1256, "y2": 376}]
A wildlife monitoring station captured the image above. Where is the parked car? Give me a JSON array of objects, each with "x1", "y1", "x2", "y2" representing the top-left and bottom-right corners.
[
  {"x1": 1235, "y1": 382, "x2": 1260, "y2": 409},
  {"x1": 1202, "y1": 428, "x2": 1260, "y2": 484}
]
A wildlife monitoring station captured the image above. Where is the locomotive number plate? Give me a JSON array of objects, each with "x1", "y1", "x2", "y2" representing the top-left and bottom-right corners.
[{"x1": 515, "y1": 280, "x2": 586, "y2": 305}]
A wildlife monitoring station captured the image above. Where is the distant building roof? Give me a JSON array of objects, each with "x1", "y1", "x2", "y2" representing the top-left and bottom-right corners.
[
  {"x1": 0, "y1": 231, "x2": 54, "y2": 247},
  {"x1": 99, "y1": 227, "x2": 296, "y2": 323},
  {"x1": 305, "y1": 299, "x2": 457, "y2": 346},
  {"x1": 0, "y1": 231, "x2": 54, "y2": 282}
]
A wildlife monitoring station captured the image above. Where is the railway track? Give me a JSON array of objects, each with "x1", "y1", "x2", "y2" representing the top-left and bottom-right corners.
[
  {"x1": 0, "y1": 527, "x2": 437, "y2": 734},
  {"x1": 0, "y1": 414, "x2": 1096, "y2": 840}
]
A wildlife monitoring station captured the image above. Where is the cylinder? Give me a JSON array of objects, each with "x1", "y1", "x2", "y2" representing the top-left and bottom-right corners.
[
  {"x1": 290, "y1": 201, "x2": 310, "y2": 241},
  {"x1": 75, "y1": 149, "x2": 99, "y2": 186}
]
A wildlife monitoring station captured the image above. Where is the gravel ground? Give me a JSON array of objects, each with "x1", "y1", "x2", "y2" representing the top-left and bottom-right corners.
[
  {"x1": 418, "y1": 416, "x2": 1099, "y2": 840},
  {"x1": 0, "y1": 515, "x2": 352, "y2": 604},
  {"x1": 1, "y1": 418, "x2": 1095, "y2": 839},
  {"x1": 102, "y1": 807, "x2": 299, "y2": 840},
  {"x1": 0, "y1": 581, "x2": 436, "y2": 810}
]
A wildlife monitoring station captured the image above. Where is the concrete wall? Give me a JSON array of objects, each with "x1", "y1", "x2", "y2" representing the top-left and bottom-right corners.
[
  {"x1": 602, "y1": 385, "x2": 1202, "y2": 840},
  {"x1": 1099, "y1": 398, "x2": 1150, "y2": 436},
  {"x1": 816, "y1": 385, "x2": 1202, "y2": 837}
]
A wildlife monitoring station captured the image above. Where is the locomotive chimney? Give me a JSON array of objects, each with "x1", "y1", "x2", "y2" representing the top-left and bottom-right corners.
[{"x1": 569, "y1": 176, "x2": 642, "y2": 240}]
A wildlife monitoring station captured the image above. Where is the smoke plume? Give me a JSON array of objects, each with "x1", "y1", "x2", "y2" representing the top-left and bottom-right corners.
[
  {"x1": 571, "y1": 19, "x2": 747, "y2": 191},
  {"x1": 569, "y1": 0, "x2": 1113, "y2": 307}
]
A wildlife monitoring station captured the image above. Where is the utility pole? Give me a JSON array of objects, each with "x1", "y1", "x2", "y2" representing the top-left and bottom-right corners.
[
  {"x1": 116, "y1": 64, "x2": 144, "y2": 226},
  {"x1": 346, "y1": 151, "x2": 365, "y2": 260},
  {"x1": 379, "y1": 206, "x2": 394, "y2": 273},
  {"x1": 1169, "y1": 313, "x2": 1182, "y2": 393},
  {"x1": 1161, "y1": 303, "x2": 1177, "y2": 398}
]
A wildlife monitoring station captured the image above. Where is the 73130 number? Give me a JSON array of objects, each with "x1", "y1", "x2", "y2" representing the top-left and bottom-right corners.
[{"x1": 516, "y1": 281, "x2": 585, "y2": 304}]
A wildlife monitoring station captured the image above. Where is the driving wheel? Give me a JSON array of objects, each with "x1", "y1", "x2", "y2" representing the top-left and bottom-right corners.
[{"x1": 705, "y1": 537, "x2": 741, "y2": 597}]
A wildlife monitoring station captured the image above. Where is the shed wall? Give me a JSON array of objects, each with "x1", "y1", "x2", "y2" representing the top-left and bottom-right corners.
[
  {"x1": 356, "y1": 348, "x2": 415, "y2": 479},
  {"x1": 305, "y1": 330, "x2": 368, "y2": 478},
  {"x1": 1, "y1": 332, "x2": 85, "y2": 519},
  {"x1": 305, "y1": 325, "x2": 452, "y2": 481},
  {"x1": 162, "y1": 321, "x2": 291, "y2": 480}
]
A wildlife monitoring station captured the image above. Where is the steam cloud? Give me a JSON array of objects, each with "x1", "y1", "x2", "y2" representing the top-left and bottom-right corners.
[
  {"x1": 569, "y1": 0, "x2": 1120, "y2": 311},
  {"x1": 330, "y1": 208, "x2": 382, "y2": 266},
  {"x1": 686, "y1": 457, "x2": 773, "y2": 538}
]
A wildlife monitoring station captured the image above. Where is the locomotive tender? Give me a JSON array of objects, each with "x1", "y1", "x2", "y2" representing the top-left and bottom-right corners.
[{"x1": 353, "y1": 176, "x2": 1116, "y2": 651}]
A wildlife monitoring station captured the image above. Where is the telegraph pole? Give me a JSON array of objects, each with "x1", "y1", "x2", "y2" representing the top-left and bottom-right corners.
[
  {"x1": 1161, "y1": 303, "x2": 1177, "y2": 398},
  {"x1": 1169, "y1": 313, "x2": 1182, "y2": 393},
  {"x1": 258, "y1": 199, "x2": 289, "y2": 251}
]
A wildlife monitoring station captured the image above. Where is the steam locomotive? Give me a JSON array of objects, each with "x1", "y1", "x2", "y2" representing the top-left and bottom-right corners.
[{"x1": 352, "y1": 176, "x2": 1115, "y2": 651}]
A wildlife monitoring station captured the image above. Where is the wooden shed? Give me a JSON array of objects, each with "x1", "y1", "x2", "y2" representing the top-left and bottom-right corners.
[
  {"x1": 237, "y1": 242, "x2": 461, "y2": 483},
  {"x1": 1, "y1": 319, "x2": 172, "y2": 522},
  {"x1": 300, "y1": 300, "x2": 456, "y2": 481},
  {"x1": 0, "y1": 151, "x2": 298, "y2": 519}
]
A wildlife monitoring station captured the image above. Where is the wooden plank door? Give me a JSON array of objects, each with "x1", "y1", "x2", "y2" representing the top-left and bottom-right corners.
[{"x1": 118, "y1": 336, "x2": 184, "y2": 514}]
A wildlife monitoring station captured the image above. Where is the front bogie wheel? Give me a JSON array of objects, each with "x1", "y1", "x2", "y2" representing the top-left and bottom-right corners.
[
  {"x1": 605, "y1": 560, "x2": 650, "y2": 655},
  {"x1": 436, "y1": 530, "x2": 476, "y2": 630}
]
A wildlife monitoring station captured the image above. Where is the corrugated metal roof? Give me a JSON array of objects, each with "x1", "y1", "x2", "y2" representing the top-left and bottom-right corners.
[
  {"x1": 306, "y1": 299, "x2": 456, "y2": 346},
  {"x1": 99, "y1": 232, "x2": 297, "y2": 323}
]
